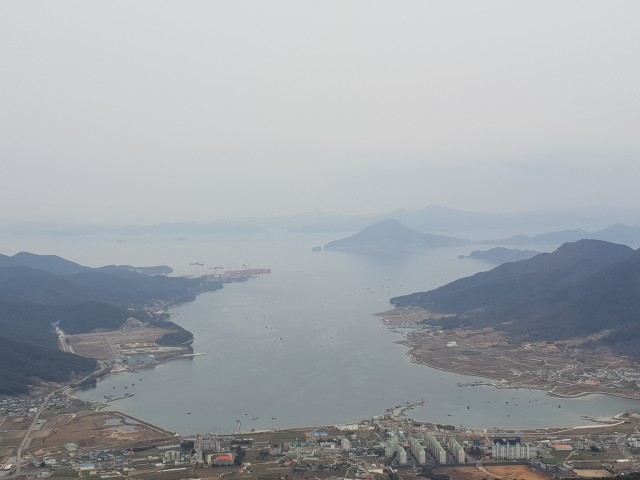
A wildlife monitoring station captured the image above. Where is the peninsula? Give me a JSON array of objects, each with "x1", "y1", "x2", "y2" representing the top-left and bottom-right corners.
[
  {"x1": 0, "y1": 251, "x2": 225, "y2": 394},
  {"x1": 382, "y1": 240, "x2": 640, "y2": 399}
]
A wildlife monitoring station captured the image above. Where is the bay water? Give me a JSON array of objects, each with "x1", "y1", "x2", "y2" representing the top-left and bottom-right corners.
[{"x1": 2, "y1": 232, "x2": 638, "y2": 434}]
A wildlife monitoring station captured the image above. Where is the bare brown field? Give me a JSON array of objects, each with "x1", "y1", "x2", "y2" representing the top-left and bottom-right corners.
[
  {"x1": 3, "y1": 417, "x2": 31, "y2": 430},
  {"x1": 0, "y1": 438, "x2": 20, "y2": 448},
  {"x1": 67, "y1": 326, "x2": 173, "y2": 360},
  {"x1": 436, "y1": 465, "x2": 550, "y2": 480},
  {"x1": 573, "y1": 469, "x2": 613, "y2": 477},
  {"x1": 0, "y1": 447, "x2": 15, "y2": 465},
  {"x1": 26, "y1": 411, "x2": 176, "y2": 458},
  {"x1": 1, "y1": 430, "x2": 28, "y2": 439}
]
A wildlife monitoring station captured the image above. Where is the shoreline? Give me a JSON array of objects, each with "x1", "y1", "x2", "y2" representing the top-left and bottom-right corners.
[
  {"x1": 372, "y1": 308, "x2": 640, "y2": 401},
  {"x1": 402, "y1": 343, "x2": 640, "y2": 401},
  {"x1": 66, "y1": 286, "x2": 640, "y2": 437},
  {"x1": 66, "y1": 281, "x2": 233, "y2": 400}
]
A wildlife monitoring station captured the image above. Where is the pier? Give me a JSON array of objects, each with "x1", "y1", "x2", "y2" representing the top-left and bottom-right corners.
[{"x1": 388, "y1": 399, "x2": 427, "y2": 418}]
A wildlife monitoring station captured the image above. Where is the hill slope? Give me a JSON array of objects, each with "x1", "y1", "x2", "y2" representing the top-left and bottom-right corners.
[
  {"x1": 0, "y1": 265, "x2": 216, "y2": 307},
  {"x1": 0, "y1": 252, "x2": 222, "y2": 394},
  {"x1": 0, "y1": 251, "x2": 173, "y2": 276},
  {"x1": 391, "y1": 240, "x2": 640, "y2": 352}
]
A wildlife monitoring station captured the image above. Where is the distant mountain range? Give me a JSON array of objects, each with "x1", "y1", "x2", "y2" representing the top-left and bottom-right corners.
[
  {"x1": 0, "y1": 253, "x2": 207, "y2": 307},
  {"x1": 0, "y1": 252, "x2": 221, "y2": 394},
  {"x1": 323, "y1": 219, "x2": 469, "y2": 253},
  {"x1": 391, "y1": 239, "x2": 640, "y2": 357},
  {"x1": 3, "y1": 204, "x2": 640, "y2": 236},
  {"x1": 0, "y1": 251, "x2": 173, "y2": 276},
  {"x1": 488, "y1": 223, "x2": 640, "y2": 249},
  {"x1": 322, "y1": 218, "x2": 640, "y2": 257}
]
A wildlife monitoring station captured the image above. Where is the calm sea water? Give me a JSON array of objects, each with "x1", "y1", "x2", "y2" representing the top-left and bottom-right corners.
[{"x1": 2, "y1": 232, "x2": 638, "y2": 434}]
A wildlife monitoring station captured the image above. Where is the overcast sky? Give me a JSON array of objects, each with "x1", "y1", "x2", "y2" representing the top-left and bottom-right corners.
[{"x1": 2, "y1": 1, "x2": 639, "y2": 224}]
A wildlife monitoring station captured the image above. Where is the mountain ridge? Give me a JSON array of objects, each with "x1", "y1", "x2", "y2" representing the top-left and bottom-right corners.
[
  {"x1": 0, "y1": 251, "x2": 221, "y2": 394},
  {"x1": 391, "y1": 239, "x2": 640, "y2": 353},
  {"x1": 5, "y1": 204, "x2": 640, "y2": 236},
  {"x1": 0, "y1": 251, "x2": 173, "y2": 276}
]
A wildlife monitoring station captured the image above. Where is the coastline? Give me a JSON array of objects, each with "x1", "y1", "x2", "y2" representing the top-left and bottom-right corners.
[
  {"x1": 401, "y1": 342, "x2": 640, "y2": 401},
  {"x1": 66, "y1": 278, "x2": 240, "y2": 398},
  {"x1": 62, "y1": 284, "x2": 636, "y2": 431},
  {"x1": 377, "y1": 308, "x2": 640, "y2": 402}
]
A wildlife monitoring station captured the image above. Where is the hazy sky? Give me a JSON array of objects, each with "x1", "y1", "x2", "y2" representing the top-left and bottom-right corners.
[{"x1": 2, "y1": 1, "x2": 639, "y2": 224}]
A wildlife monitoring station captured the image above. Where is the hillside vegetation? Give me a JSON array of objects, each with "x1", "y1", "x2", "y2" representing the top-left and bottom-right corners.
[
  {"x1": 392, "y1": 240, "x2": 640, "y2": 356},
  {"x1": 0, "y1": 252, "x2": 220, "y2": 394}
]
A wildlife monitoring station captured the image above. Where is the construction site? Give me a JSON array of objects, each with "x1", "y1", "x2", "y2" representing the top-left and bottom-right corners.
[{"x1": 186, "y1": 261, "x2": 271, "y2": 279}]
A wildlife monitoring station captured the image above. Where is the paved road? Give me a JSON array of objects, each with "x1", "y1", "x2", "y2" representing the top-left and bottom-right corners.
[
  {"x1": 56, "y1": 326, "x2": 74, "y2": 354},
  {"x1": 11, "y1": 393, "x2": 52, "y2": 476}
]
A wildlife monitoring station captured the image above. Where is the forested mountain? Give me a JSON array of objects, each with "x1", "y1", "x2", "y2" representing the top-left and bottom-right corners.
[
  {"x1": 0, "y1": 265, "x2": 216, "y2": 307},
  {"x1": 392, "y1": 240, "x2": 640, "y2": 355},
  {"x1": 0, "y1": 252, "x2": 220, "y2": 394},
  {"x1": 0, "y1": 251, "x2": 173, "y2": 276},
  {"x1": 0, "y1": 302, "x2": 98, "y2": 394}
]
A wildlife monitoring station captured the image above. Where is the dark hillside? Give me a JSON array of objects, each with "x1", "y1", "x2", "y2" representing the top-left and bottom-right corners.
[
  {"x1": 0, "y1": 266, "x2": 220, "y2": 307},
  {"x1": 391, "y1": 240, "x2": 640, "y2": 352},
  {"x1": 393, "y1": 240, "x2": 634, "y2": 314},
  {"x1": 0, "y1": 252, "x2": 88, "y2": 275},
  {"x1": 0, "y1": 252, "x2": 223, "y2": 394},
  {"x1": 0, "y1": 251, "x2": 173, "y2": 276},
  {"x1": 519, "y1": 248, "x2": 640, "y2": 340},
  {"x1": 0, "y1": 302, "x2": 97, "y2": 394}
]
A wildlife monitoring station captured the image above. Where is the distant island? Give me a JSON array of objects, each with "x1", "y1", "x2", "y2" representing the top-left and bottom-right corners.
[
  {"x1": 382, "y1": 240, "x2": 640, "y2": 398},
  {"x1": 322, "y1": 217, "x2": 640, "y2": 257},
  {"x1": 6, "y1": 205, "x2": 640, "y2": 238},
  {"x1": 486, "y1": 223, "x2": 640, "y2": 249},
  {"x1": 324, "y1": 219, "x2": 469, "y2": 254},
  {"x1": 459, "y1": 247, "x2": 541, "y2": 264}
]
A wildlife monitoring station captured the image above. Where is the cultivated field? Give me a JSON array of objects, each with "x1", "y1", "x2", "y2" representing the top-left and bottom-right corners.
[
  {"x1": 26, "y1": 411, "x2": 177, "y2": 458},
  {"x1": 436, "y1": 465, "x2": 551, "y2": 480},
  {"x1": 377, "y1": 308, "x2": 640, "y2": 399}
]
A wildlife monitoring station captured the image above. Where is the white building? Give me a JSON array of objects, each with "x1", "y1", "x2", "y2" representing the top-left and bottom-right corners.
[
  {"x1": 397, "y1": 446, "x2": 407, "y2": 465},
  {"x1": 385, "y1": 436, "x2": 407, "y2": 464},
  {"x1": 408, "y1": 436, "x2": 426, "y2": 465},
  {"x1": 427, "y1": 435, "x2": 447, "y2": 464},
  {"x1": 447, "y1": 437, "x2": 466, "y2": 463},
  {"x1": 491, "y1": 438, "x2": 537, "y2": 459}
]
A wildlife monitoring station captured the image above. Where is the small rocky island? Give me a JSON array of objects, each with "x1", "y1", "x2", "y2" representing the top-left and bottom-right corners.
[{"x1": 459, "y1": 247, "x2": 541, "y2": 264}]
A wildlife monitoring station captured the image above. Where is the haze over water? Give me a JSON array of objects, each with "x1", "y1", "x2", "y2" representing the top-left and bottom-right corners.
[{"x1": 3, "y1": 232, "x2": 637, "y2": 435}]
